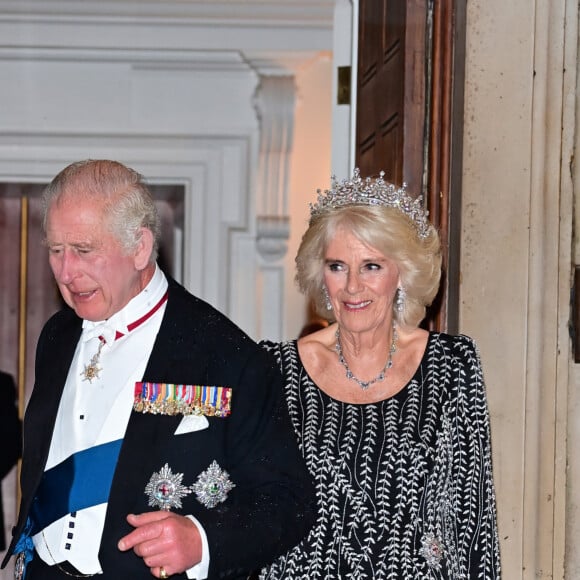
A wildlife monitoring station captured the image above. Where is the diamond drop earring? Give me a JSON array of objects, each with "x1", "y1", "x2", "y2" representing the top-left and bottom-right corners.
[
  {"x1": 323, "y1": 287, "x2": 333, "y2": 311},
  {"x1": 396, "y1": 286, "x2": 406, "y2": 312}
]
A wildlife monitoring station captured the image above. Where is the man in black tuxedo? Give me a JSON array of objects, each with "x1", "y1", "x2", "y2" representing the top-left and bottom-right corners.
[
  {"x1": 2, "y1": 160, "x2": 314, "y2": 579},
  {"x1": 0, "y1": 370, "x2": 21, "y2": 552}
]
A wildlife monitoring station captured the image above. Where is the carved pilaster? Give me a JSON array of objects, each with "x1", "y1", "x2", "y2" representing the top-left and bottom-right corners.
[{"x1": 252, "y1": 74, "x2": 296, "y2": 339}]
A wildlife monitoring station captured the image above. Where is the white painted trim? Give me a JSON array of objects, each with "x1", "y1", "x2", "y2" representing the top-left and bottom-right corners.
[
  {"x1": 331, "y1": 0, "x2": 355, "y2": 180},
  {"x1": 0, "y1": 3, "x2": 333, "y2": 53},
  {"x1": 0, "y1": 1, "x2": 335, "y2": 26}
]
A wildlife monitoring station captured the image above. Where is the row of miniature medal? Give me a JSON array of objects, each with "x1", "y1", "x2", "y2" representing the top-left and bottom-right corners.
[{"x1": 134, "y1": 382, "x2": 232, "y2": 417}]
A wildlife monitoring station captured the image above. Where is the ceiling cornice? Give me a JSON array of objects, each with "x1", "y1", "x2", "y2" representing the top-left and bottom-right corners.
[
  {"x1": 0, "y1": 0, "x2": 334, "y2": 55},
  {"x1": 0, "y1": 1, "x2": 335, "y2": 28}
]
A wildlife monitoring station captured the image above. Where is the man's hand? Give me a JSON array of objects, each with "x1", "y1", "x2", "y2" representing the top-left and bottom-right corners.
[{"x1": 118, "y1": 511, "x2": 202, "y2": 578}]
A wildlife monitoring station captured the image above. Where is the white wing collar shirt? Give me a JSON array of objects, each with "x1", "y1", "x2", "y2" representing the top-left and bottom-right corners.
[{"x1": 33, "y1": 266, "x2": 209, "y2": 578}]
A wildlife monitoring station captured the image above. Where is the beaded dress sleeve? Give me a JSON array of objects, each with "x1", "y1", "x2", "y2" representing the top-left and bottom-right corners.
[{"x1": 430, "y1": 334, "x2": 501, "y2": 578}]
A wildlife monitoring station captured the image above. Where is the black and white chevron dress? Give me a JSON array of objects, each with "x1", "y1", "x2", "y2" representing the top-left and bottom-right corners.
[{"x1": 259, "y1": 332, "x2": 500, "y2": 579}]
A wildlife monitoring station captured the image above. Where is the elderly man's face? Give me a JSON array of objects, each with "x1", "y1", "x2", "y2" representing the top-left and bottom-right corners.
[{"x1": 45, "y1": 196, "x2": 149, "y2": 322}]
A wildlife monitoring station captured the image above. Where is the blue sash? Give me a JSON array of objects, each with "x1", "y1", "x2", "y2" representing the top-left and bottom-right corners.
[{"x1": 29, "y1": 439, "x2": 123, "y2": 535}]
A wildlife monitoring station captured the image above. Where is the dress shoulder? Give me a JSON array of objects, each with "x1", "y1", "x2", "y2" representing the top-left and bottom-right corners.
[
  {"x1": 433, "y1": 331, "x2": 477, "y2": 350},
  {"x1": 430, "y1": 332, "x2": 483, "y2": 367},
  {"x1": 259, "y1": 339, "x2": 278, "y2": 352},
  {"x1": 259, "y1": 340, "x2": 296, "y2": 361}
]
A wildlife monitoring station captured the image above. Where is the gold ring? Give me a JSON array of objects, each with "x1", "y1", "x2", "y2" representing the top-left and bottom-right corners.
[{"x1": 160, "y1": 567, "x2": 168, "y2": 579}]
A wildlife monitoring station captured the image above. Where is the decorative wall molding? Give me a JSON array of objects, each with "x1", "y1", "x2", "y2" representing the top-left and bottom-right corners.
[
  {"x1": 0, "y1": 47, "x2": 253, "y2": 70},
  {"x1": 0, "y1": 0, "x2": 335, "y2": 26},
  {"x1": 256, "y1": 215, "x2": 291, "y2": 262},
  {"x1": 0, "y1": 1, "x2": 333, "y2": 54},
  {"x1": 252, "y1": 74, "x2": 296, "y2": 339},
  {"x1": 253, "y1": 74, "x2": 296, "y2": 217},
  {"x1": 0, "y1": 6, "x2": 324, "y2": 340}
]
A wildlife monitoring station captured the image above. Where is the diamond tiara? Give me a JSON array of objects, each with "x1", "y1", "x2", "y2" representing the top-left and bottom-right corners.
[{"x1": 309, "y1": 168, "x2": 430, "y2": 239}]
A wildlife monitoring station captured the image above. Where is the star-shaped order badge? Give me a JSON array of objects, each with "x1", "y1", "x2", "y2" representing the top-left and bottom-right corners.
[
  {"x1": 144, "y1": 463, "x2": 192, "y2": 511},
  {"x1": 191, "y1": 460, "x2": 236, "y2": 509},
  {"x1": 419, "y1": 532, "x2": 445, "y2": 569}
]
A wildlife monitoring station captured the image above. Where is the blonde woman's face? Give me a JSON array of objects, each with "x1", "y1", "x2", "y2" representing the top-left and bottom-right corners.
[{"x1": 323, "y1": 226, "x2": 399, "y2": 334}]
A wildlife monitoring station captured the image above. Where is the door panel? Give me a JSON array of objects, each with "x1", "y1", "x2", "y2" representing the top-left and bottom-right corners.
[
  {"x1": 357, "y1": 0, "x2": 406, "y2": 185},
  {"x1": 355, "y1": 0, "x2": 465, "y2": 332}
]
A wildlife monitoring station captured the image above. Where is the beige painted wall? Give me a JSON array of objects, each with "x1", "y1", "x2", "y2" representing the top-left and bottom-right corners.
[
  {"x1": 566, "y1": 5, "x2": 580, "y2": 571},
  {"x1": 461, "y1": 0, "x2": 532, "y2": 573},
  {"x1": 285, "y1": 54, "x2": 333, "y2": 339},
  {"x1": 461, "y1": 0, "x2": 575, "y2": 577}
]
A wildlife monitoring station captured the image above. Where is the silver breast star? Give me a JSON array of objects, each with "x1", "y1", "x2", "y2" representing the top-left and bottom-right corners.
[
  {"x1": 191, "y1": 460, "x2": 235, "y2": 509},
  {"x1": 145, "y1": 463, "x2": 192, "y2": 511}
]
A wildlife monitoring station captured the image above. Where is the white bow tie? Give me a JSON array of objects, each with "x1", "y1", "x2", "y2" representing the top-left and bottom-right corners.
[{"x1": 82, "y1": 322, "x2": 117, "y2": 345}]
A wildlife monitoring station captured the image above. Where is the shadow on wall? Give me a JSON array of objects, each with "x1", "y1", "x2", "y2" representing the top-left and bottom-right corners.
[{"x1": 299, "y1": 318, "x2": 329, "y2": 338}]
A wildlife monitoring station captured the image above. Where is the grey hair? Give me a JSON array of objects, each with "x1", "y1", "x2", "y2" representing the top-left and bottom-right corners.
[
  {"x1": 295, "y1": 204, "x2": 442, "y2": 329},
  {"x1": 42, "y1": 159, "x2": 161, "y2": 262}
]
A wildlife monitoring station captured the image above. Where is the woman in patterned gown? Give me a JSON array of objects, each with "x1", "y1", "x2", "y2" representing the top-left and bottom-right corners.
[{"x1": 259, "y1": 170, "x2": 501, "y2": 579}]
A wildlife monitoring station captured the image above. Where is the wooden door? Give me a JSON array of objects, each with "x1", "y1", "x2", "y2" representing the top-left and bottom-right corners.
[
  {"x1": 356, "y1": 0, "x2": 466, "y2": 332},
  {"x1": 356, "y1": 0, "x2": 427, "y2": 196}
]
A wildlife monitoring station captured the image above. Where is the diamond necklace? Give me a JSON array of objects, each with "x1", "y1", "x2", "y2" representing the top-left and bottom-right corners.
[{"x1": 335, "y1": 324, "x2": 398, "y2": 390}]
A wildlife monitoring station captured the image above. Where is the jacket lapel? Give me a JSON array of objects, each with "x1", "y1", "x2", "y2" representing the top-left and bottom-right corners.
[{"x1": 18, "y1": 311, "x2": 82, "y2": 530}]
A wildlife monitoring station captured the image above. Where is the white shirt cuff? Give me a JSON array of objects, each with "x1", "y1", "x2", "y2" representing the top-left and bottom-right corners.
[{"x1": 185, "y1": 515, "x2": 210, "y2": 579}]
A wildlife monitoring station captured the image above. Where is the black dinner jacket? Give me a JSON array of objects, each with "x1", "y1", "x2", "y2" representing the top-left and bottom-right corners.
[
  {"x1": 0, "y1": 370, "x2": 22, "y2": 552},
  {"x1": 4, "y1": 277, "x2": 314, "y2": 579}
]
